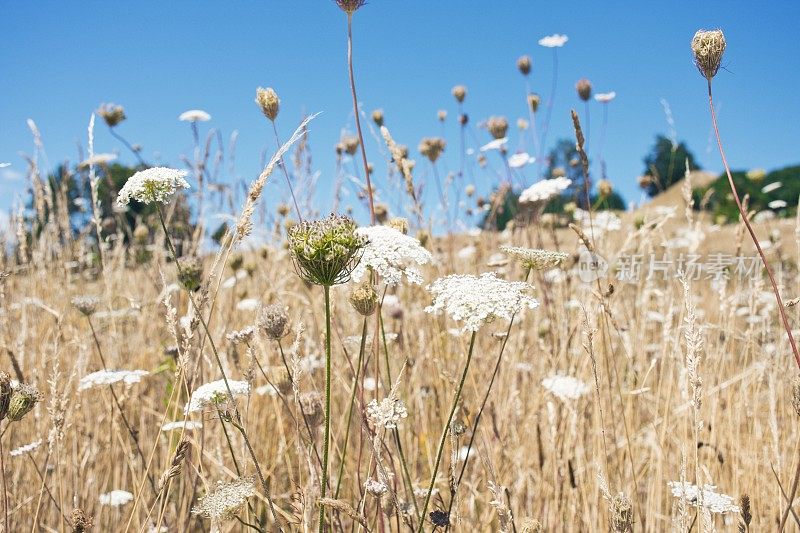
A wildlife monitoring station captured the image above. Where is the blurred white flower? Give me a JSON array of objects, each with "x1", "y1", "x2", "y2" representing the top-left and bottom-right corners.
[
  {"x1": 457, "y1": 245, "x2": 477, "y2": 260},
  {"x1": 753, "y1": 210, "x2": 776, "y2": 223},
  {"x1": 236, "y1": 298, "x2": 259, "y2": 311},
  {"x1": 78, "y1": 369, "x2": 149, "y2": 391},
  {"x1": 10, "y1": 439, "x2": 41, "y2": 457},
  {"x1": 480, "y1": 138, "x2": 508, "y2": 152},
  {"x1": 351, "y1": 225, "x2": 431, "y2": 285},
  {"x1": 508, "y1": 152, "x2": 535, "y2": 168},
  {"x1": 116, "y1": 167, "x2": 189, "y2": 206},
  {"x1": 519, "y1": 177, "x2": 572, "y2": 204},
  {"x1": 542, "y1": 374, "x2": 589, "y2": 401},
  {"x1": 0, "y1": 163, "x2": 9, "y2": 168},
  {"x1": 99, "y1": 490, "x2": 134, "y2": 507},
  {"x1": 762, "y1": 181, "x2": 782, "y2": 194},
  {"x1": 538, "y1": 34, "x2": 568, "y2": 47},
  {"x1": 667, "y1": 481, "x2": 740, "y2": 514},
  {"x1": 367, "y1": 396, "x2": 408, "y2": 429},
  {"x1": 179, "y1": 109, "x2": 211, "y2": 122},
  {"x1": 769, "y1": 199, "x2": 787, "y2": 209},
  {"x1": 192, "y1": 478, "x2": 256, "y2": 523},
  {"x1": 185, "y1": 379, "x2": 250, "y2": 414},
  {"x1": 594, "y1": 92, "x2": 617, "y2": 103},
  {"x1": 426, "y1": 272, "x2": 538, "y2": 332},
  {"x1": 161, "y1": 420, "x2": 203, "y2": 432},
  {"x1": 573, "y1": 208, "x2": 621, "y2": 235},
  {"x1": 79, "y1": 153, "x2": 117, "y2": 168}
]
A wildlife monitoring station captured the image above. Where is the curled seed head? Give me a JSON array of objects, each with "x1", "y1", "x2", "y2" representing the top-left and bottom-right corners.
[
  {"x1": 486, "y1": 116, "x2": 509, "y2": 140},
  {"x1": 71, "y1": 296, "x2": 100, "y2": 317},
  {"x1": 349, "y1": 282, "x2": 379, "y2": 317},
  {"x1": 691, "y1": 29, "x2": 726, "y2": 81},
  {"x1": 451, "y1": 85, "x2": 467, "y2": 103},
  {"x1": 517, "y1": 55, "x2": 532, "y2": 75},
  {"x1": 0, "y1": 372, "x2": 11, "y2": 421},
  {"x1": 257, "y1": 304, "x2": 289, "y2": 340},
  {"x1": 371, "y1": 109, "x2": 384, "y2": 127},
  {"x1": 255, "y1": 87, "x2": 280, "y2": 121},
  {"x1": 8, "y1": 383, "x2": 41, "y2": 422},
  {"x1": 177, "y1": 257, "x2": 203, "y2": 292},
  {"x1": 527, "y1": 93, "x2": 541, "y2": 113},
  {"x1": 335, "y1": 0, "x2": 366, "y2": 14},
  {"x1": 70, "y1": 508, "x2": 94, "y2": 532},
  {"x1": 576, "y1": 78, "x2": 593, "y2": 101}
]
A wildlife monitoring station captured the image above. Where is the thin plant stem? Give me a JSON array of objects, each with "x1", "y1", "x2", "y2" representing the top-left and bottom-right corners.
[
  {"x1": 346, "y1": 12, "x2": 375, "y2": 224},
  {"x1": 108, "y1": 127, "x2": 146, "y2": 166},
  {"x1": 706, "y1": 80, "x2": 800, "y2": 369},
  {"x1": 319, "y1": 284, "x2": 333, "y2": 533},
  {"x1": 271, "y1": 121, "x2": 303, "y2": 221},
  {"x1": 334, "y1": 316, "x2": 368, "y2": 499},
  {"x1": 538, "y1": 48, "x2": 559, "y2": 178},
  {"x1": 0, "y1": 429, "x2": 7, "y2": 532},
  {"x1": 417, "y1": 331, "x2": 477, "y2": 533}
]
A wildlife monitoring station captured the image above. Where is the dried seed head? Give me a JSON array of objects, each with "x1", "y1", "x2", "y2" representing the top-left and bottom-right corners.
[
  {"x1": 486, "y1": 116, "x2": 509, "y2": 140},
  {"x1": 527, "y1": 93, "x2": 541, "y2": 113},
  {"x1": 598, "y1": 179, "x2": 613, "y2": 197},
  {"x1": 341, "y1": 135, "x2": 360, "y2": 156},
  {"x1": 97, "y1": 103, "x2": 126, "y2": 128},
  {"x1": 418, "y1": 137, "x2": 446, "y2": 163},
  {"x1": 70, "y1": 508, "x2": 94, "y2": 532},
  {"x1": 459, "y1": 113, "x2": 469, "y2": 126},
  {"x1": 71, "y1": 296, "x2": 100, "y2": 317},
  {"x1": 133, "y1": 224, "x2": 149, "y2": 244},
  {"x1": 739, "y1": 494, "x2": 752, "y2": 529},
  {"x1": 372, "y1": 109, "x2": 384, "y2": 127},
  {"x1": 451, "y1": 85, "x2": 467, "y2": 103},
  {"x1": 299, "y1": 391, "x2": 324, "y2": 426},
  {"x1": 792, "y1": 376, "x2": 800, "y2": 417},
  {"x1": 429, "y1": 510, "x2": 450, "y2": 527},
  {"x1": 517, "y1": 55, "x2": 532, "y2": 75},
  {"x1": 437, "y1": 109, "x2": 447, "y2": 122},
  {"x1": 257, "y1": 304, "x2": 289, "y2": 340},
  {"x1": 576, "y1": 78, "x2": 593, "y2": 101},
  {"x1": 465, "y1": 184, "x2": 475, "y2": 197},
  {"x1": 178, "y1": 257, "x2": 203, "y2": 292},
  {"x1": 0, "y1": 372, "x2": 11, "y2": 421},
  {"x1": 387, "y1": 217, "x2": 409, "y2": 234},
  {"x1": 335, "y1": 0, "x2": 366, "y2": 14},
  {"x1": 349, "y1": 282, "x2": 378, "y2": 316},
  {"x1": 276, "y1": 203, "x2": 291, "y2": 217},
  {"x1": 691, "y1": 29, "x2": 726, "y2": 80},
  {"x1": 8, "y1": 383, "x2": 41, "y2": 422},
  {"x1": 520, "y1": 518, "x2": 544, "y2": 533},
  {"x1": 608, "y1": 492, "x2": 634, "y2": 532},
  {"x1": 255, "y1": 87, "x2": 280, "y2": 121},
  {"x1": 374, "y1": 203, "x2": 389, "y2": 223},
  {"x1": 517, "y1": 118, "x2": 529, "y2": 130}
]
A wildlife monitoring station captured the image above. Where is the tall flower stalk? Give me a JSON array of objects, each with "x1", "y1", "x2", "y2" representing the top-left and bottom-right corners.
[{"x1": 287, "y1": 213, "x2": 365, "y2": 532}]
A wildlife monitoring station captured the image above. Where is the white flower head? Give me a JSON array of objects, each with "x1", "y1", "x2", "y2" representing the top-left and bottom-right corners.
[
  {"x1": 519, "y1": 177, "x2": 572, "y2": 204},
  {"x1": 161, "y1": 420, "x2": 203, "y2": 432},
  {"x1": 594, "y1": 91, "x2": 617, "y2": 103},
  {"x1": 10, "y1": 439, "x2": 42, "y2": 457},
  {"x1": 99, "y1": 490, "x2": 134, "y2": 507},
  {"x1": 573, "y1": 208, "x2": 622, "y2": 236},
  {"x1": 364, "y1": 478, "x2": 389, "y2": 496},
  {"x1": 769, "y1": 199, "x2": 787, "y2": 209},
  {"x1": 539, "y1": 34, "x2": 568, "y2": 48},
  {"x1": 480, "y1": 137, "x2": 508, "y2": 152},
  {"x1": 542, "y1": 374, "x2": 590, "y2": 401},
  {"x1": 667, "y1": 481, "x2": 740, "y2": 514},
  {"x1": 0, "y1": 163, "x2": 9, "y2": 168},
  {"x1": 78, "y1": 369, "x2": 149, "y2": 391},
  {"x1": 425, "y1": 272, "x2": 539, "y2": 332},
  {"x1": 500, "y1": 245, "x2": 569, "y2": 271},
  {"x1": 116, "y1": 167, "x2": 189, "y2": 206},
  {"x1": 185, "y1": 379, "x2": 250, "y2": 414},
  {"x1": 179, "y1": 109, "x2": 211, "y2": 122},
  {"x1": 367, "y1": 397, "x2": 408, "y2": 429},
  {"x1": 762, "y1": 181, "x2": 782, "y2": 194},
  {"x1": 351, "y1": 225, "x2": 432, "y2": 286},
  {"x1": 508, "y1": 152, "x2": 535, "y2": 169},
  {"x1": 193, "y1": 478, "x2": 256, "y2": 522}
]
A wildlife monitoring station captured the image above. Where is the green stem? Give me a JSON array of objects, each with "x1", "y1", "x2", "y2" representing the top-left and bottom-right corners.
[
  {"x1": 319, "y1": 285, "x2": 332, "y2": 533},
  {"x1": 416, "y1": 331, "x2": 477, "y2": 533},
  {"x1": 335, "y1": 317, "x2": 368, "y2": 499}
]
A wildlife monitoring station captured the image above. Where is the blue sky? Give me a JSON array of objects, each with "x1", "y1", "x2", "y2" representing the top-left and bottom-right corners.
[{"x1": 2, "y1": 1, "x2": 799, "y2": 225}]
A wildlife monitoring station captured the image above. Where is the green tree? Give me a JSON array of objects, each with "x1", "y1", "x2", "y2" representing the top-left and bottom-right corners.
[{"x1": 641, "y1": 135, "x2": 700, "y2": 197}]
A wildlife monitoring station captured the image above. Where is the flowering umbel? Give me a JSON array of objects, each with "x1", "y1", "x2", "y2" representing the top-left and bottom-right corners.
[
  {"x1": 335, "y1": 0, "x2": 366, "y2": 14},
  {"x1": 7, "y1": 383, "x2": 41, "y2": 422},
  {"x1": 116, "y1": 167, "x2": 190, "y2": 206},
  {"x1": 691, "y1": 29, "x2": 726, "y2": 81},
  {"x1": 287, "y1": 214, "x2": 366, "y2": 286},
  {"x1": 97, "y1": 103, "x2": 126, "y2": 127}
]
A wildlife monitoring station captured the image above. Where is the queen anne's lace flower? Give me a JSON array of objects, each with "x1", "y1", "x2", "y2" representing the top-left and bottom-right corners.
[
  {"x1": 179, "y1": 109, "x2": 211, "y2": 122},
  {"x1": 9, "y1": 439, "x2": 41, "y2": 457},
  {"x1": 367, "y1": 397, "x2": 408, "y2": 429},
  {"x1": 99, "y1": 490, "x2": 134, "y2": 507},
  {"x1": 500, "y1": 245, "x2": 569, "y2": 271},
  {"x1": 78, "y1": 370, "x2": 149, "y2": 391},
  {"x1": 519, "y1": 177, "x2": 572, "y2": 204},
  {"x1": 573, "y1": 208, "x2": 622, "y2": 236},
  {"x1": 426, "y1": 272, "x2": 539, "y2": 332},
  {"x1": 351, "y1": 225, "x2": 432, "y2": 285},
  {"x1": 185, "y1": 379, "x2": 250, "y2": 414},
  {"x1": 667, "y1": 481, "x2": 740, "y2": 514},
  {"x1": 192, "y1": 478, "x2": 256, "y2": 523},
  {"x1": 116, "y1": 167, "x2": 190, "y2": 206},
  {"x1": 542, "y1": 374, "x2": 590, "y2": 401},
  {"x1": 508, "y1": 152, "x2": 535, "y2": 168},
  {"x1": 480, "y1": 138, "x2": 508, "y2": 152},
  {"x1": 538, "y1": 34, "x2": 568, "y2": 47},
  {"x1": 594, "y1": 91, "x2": 617, "y2": 103}
]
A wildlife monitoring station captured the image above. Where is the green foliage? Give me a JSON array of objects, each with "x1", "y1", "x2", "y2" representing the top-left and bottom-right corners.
[
  {"x1": 641, "y1": 135, "x2": 700, "y2": 197},
  {"x1": 693, "y1": 165, "x2": 800, "y2": 223}
]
